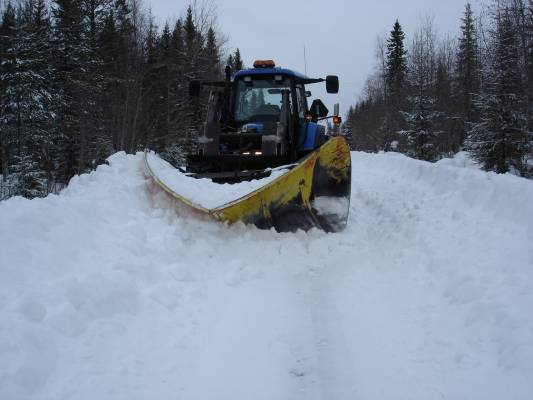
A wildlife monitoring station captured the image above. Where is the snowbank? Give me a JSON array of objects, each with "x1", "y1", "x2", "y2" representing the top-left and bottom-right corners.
[{"x1": 0, "y1": 150, "x2": 532, "y2": 400}]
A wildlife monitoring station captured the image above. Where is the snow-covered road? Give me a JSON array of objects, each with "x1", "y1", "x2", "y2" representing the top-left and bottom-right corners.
[{"x1": 1, "y1": 151, "x2": 532, "y2": 400}]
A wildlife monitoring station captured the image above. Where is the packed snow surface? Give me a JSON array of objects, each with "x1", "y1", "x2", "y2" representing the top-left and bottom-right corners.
[
  {"x1": 145, "y1": 152, "x2": 290, "y2": 208},
  {"x1": 1, "y1": 151, "x2": 533, "y2": 400}
]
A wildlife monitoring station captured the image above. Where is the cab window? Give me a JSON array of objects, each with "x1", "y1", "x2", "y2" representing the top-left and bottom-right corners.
[
  {"x1": 234, "y1": 78, "x2": 291, "y2": 123},
  {"x1": 295, "y1": 84, "x2": 306, "y2": 122}
]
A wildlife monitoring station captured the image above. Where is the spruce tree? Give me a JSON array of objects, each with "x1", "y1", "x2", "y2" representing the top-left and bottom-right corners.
[
  {"x1": 19, "y1": 0, "x2": 56, "y2": 195},
  {"x1": 527, "y1": 0, "x2": 533, "y2": 131},
  {"x1": 167, "y1": 18, "x2": 187, "y2": 159},
  {"x1": 402, "y1": 101, "x2": 439, "y2": 161},
  {"x1": 435, "y1": 57, "x2": 452, "y2": 112},
  {"x1": 184, "y1": 5, "x2": 196, "y2": 65},
  {"x1": 435, "y1": 53, "x2": 462, "y2": 153},
  {"x1": 456, "y1": 3, "x2": 480, "y2": 123},
  {"x1": 386, "y1": 20, "x2": 408, "y2": 107},
  {"x1": 52, "y1": 0, "x2": 98, "y2": 182},
  {"x1": 383, "y1": 20, "x2": 408, "y2": 150},
  {"x1": 526, "y1": 0, "x2": 533, "y2": 168},
  {"x1": 0, "y1": 0, "x2": 56, "y2": 197},
  {"x1": 203, "y1": 27, "x2": 219, "y2": 80},
  {"x1": 142, "y1": 15, "x2": 162, "y2": 150},
  {"x1": 467, "y1": 11, "x2": 530, "y2": 174},
  {"x1": 98, "y1": 0, "x2": 135, "y2": 153},
  {"x1": 182, "y1": 6, "x2": 205, "y2": 156},
  {"x1": 156, "y1": 22, "x2": 172, "y2": 149},
  {"x1": 234, "y1": 48, "x2": 243, "y2": 71},
  {"x1": 0, "y1": 2, "x2": 16, "y2": 184},
  {"x1": 402, "y1": 22, "x2": 440, "y2": 161},
  {"x1": 226, "y1": 53, "x2": 234, "y2": 72},
  {"x1": 171, "y1": 18, "x2": 184, "y2": 65},
  {"x1": 99, "y1": 8, "x2": 121, "y2": 148}
]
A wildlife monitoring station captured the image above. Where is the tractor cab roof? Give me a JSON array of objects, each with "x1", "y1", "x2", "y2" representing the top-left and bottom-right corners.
[
  {"x1": 234, "y1": 67, "x2": 324, "y2": 85},
  {"x1": 234, "y1": 67, "x2": 307, "y2": 80}
]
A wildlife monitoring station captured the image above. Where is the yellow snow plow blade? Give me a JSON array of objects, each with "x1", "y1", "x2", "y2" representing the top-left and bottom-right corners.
[{"x1": 144, "y1": 136, "x2": 351, "y2": 232}]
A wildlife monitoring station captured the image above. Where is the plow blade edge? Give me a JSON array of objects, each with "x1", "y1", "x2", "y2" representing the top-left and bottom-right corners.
[{"x1": 144, "y1": 136, "x2": 351, "y2": 233}]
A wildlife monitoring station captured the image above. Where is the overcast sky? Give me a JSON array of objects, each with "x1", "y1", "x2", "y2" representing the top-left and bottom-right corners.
[{"x1": 148, "y1": 0, "x2": 483, "y2": 116}]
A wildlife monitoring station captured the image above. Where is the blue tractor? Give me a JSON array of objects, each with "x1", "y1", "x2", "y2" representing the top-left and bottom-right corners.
[
  {"x1": 183, "y1": 60, "x2": 351, "y2": 232},
  {"x1": 187, "y1": 60, "x2": 343, "y2": 182}
]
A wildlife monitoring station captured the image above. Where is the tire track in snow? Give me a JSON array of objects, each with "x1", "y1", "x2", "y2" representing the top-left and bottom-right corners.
[
  {"x1": 178, "y1": 261, "x2": 320, "y2": 400},
  {"x1": 304, "y1": 267, "x2": 359, "y2": 400}
]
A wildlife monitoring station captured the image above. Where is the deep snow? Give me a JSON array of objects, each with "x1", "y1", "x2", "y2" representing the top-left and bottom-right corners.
[{"x1": 1, "y1": 150, "x2": 532, "y2": 400}]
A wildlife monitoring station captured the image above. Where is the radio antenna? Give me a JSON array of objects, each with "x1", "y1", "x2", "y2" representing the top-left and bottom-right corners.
[{"x1": 303, "y1": 45, "x2": 308, "y2": 76}]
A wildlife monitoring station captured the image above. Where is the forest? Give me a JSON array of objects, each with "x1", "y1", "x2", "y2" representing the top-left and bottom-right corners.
[
  {"x1": 0, "y1": 0, "x2": 243, "y2": 199},
  {"x1": 345, "y1": 1, "x2": 533, "y2": 177},
  {"x1": 2, "y1": 0, "x2": 533, "y2": 201}
]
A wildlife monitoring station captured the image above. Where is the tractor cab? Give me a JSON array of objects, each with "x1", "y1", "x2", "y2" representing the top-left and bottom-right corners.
[{"x1": 187, "y1": 60, "x2": 341, "y2": 182}]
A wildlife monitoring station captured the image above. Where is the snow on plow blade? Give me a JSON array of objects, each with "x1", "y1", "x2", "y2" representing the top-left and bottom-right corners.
[{"x1": 144, "y1": 136, "x2": 351, "y2": 233}]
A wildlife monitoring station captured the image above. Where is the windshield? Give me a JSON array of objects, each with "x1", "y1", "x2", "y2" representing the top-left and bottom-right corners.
[{"x1": 234, "y1": 78, "x2": 291, "y2": 122}]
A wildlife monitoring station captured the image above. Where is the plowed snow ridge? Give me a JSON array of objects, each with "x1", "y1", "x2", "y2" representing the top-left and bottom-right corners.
[
  {"x1": 145, "y1": 152, "x2": 290, "y2": 208},
  {"x1": 1, "y1": 151, "x2": 532, "y2": 400}
]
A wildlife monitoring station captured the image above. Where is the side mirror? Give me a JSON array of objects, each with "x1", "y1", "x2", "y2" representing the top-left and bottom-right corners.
[
  {"x1": 334, "y1": 103, "x2": 339, "y2": 116},
  {"x1": 326, "y1": 75, "x2": 339, "y2": 94},
  {"x1": 305, "y1": 91, "x2": 312, "y2": 97},
  {"x1": 189, "y1": 80, "x2": 201, "y2": 97},
  {"x1": 310, "y1": 99, "x2": 329, "y2": 119}
]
